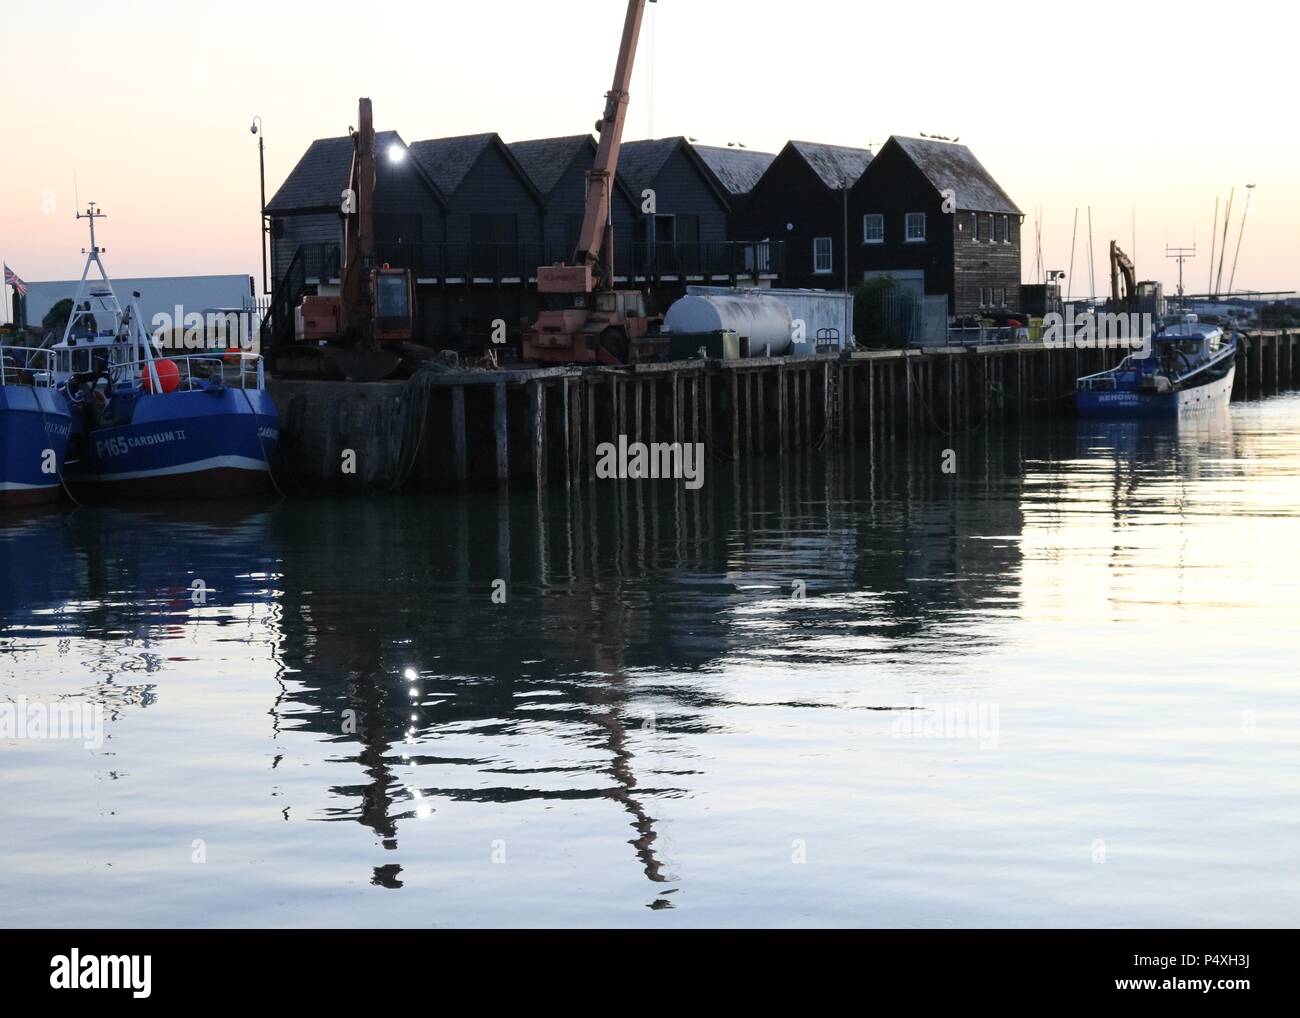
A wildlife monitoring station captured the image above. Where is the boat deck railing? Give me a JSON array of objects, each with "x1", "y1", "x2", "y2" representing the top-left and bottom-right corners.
[
  {"x1": 0, "y1": 346, "x2": 59, "y2": 387},
  {"x1": 133, "y1": 351, "x2": 268, "y2": 392},
  {"x1": 50, "y1": 348, "x2": 268, "y2": 393},
  {"x1": 1077, "y1": 356, "x2": 1134, "y2": 391}
]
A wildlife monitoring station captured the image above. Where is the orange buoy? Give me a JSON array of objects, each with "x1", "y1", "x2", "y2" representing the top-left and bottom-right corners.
[{"x1": 144, "y1": 359, "x2": 181, "y2": 393}]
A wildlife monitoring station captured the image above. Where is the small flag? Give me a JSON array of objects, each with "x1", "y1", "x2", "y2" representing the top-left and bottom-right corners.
[{"x1": 3, "y1": 264, "x2": 27, "y2": 297}]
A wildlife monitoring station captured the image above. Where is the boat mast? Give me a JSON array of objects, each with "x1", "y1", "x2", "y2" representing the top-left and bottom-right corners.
[{"x1": 61, "y1": 203, "x2": 124, "y2": 347}]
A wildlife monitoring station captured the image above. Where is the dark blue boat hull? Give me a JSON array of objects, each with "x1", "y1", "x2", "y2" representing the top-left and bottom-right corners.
[
  {"x1": 0, "y1": 386, "x2": 74, "y2": 508},
  {"x1": 1076, "y1": 363, "x2": 1235, "y2": 417},
  {"x1": 66, "y1": 387, "x2": 278, "y2": 498}
]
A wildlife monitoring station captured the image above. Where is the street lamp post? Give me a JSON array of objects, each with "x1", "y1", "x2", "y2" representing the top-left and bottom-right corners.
[{"x1": 251, "y1": 116, "x2": 268, "y2": 295}]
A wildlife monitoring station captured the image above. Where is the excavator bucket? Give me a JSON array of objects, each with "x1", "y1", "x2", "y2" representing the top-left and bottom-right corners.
[{"x1": 324, "y1": 347, "x2": 403, "y2": 382}]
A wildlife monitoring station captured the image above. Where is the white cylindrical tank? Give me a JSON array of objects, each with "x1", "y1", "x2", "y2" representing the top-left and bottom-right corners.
[{"x1": 663, "y1": 294, "x2": 794, "y2": 356}]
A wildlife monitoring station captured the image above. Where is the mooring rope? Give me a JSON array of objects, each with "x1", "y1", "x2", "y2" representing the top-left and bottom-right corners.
[{"x1": 239, "y1": 384, "x2": 287, "y2": 501}]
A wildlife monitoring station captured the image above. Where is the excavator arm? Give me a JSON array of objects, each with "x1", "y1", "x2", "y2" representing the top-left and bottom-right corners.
[{"x1": 1110, "y1": 240, "x2": 1136, "y2": 305}]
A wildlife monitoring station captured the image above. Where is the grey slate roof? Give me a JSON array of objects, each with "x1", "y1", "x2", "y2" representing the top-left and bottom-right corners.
[
  {"x1": 789, "y1": 141, "x2": 874, "y2": 190},
  {"x1": 890, "y1": 136, "x2": 1021, "y2": 215},
  {"x1": 265, "y1": 130, "x2": 404, "y2": 213},
  {"x1": 617, "y1": 138, "x2": 681, "y2": 194},
  {"x1": 692, "y1": 145, "x2": 776, "y2": 196},
  {"x1": 408, "y1": 133, "x2": 498, "y2": 196},
  {"x1": 508, "y1": 135, "x2": 594, "y2": 197}
]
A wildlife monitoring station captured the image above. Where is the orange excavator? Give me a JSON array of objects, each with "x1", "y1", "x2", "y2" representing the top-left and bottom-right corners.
[
  {"x1": 523, "y1": 0, "x2": 665, "y2": 365},
  {"x1": 273, "y1": 97, "x2": 419, "y2": 381}
]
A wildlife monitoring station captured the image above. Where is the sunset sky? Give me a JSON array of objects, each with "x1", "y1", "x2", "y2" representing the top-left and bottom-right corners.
[{"x1": 2, "y1": 0, "x2": 1295, "y2": 309}]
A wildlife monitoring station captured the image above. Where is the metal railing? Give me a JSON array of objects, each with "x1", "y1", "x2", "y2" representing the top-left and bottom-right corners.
[
  {"x1": 53, "y1": 349, "x2": 267, "y2": 393},
  {"x1": 368, "y1": 240, "x2": 785, "y2": 281},
  {"x1": 0, "y1": 345, "x2": 58, "y2": 386}
]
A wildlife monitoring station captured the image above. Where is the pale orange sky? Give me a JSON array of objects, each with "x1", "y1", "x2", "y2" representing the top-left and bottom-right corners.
[{"x1": 2, "y1": 0, "x2": 1296, "y2": 302}]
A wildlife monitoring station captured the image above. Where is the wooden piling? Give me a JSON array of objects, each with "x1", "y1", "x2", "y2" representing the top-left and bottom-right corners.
[
  {"x1": 452, "y1": 385, "x2": 468, "y2": 483},
  {"x1": 493, "y1": 381, "x2": 509, "y2": 485},
  {"x1": 529, "y1": 380, "x2": 546, "y2": 490},
  {"x1": 733, "y1": 369, "x2": 743, "y2": 460},
  {"x1": 777, "y1": 365, "x2": 787, "y2": 455}
]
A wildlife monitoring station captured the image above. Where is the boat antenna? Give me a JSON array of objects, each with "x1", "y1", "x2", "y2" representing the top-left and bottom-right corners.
[
  {"x1": 77, "y1": 202, "x2": 107, "y2": 254},
  {"x1": 1033, "y1": 207, "x2": 1043, "y2": 284},
  {"x1": 1087, "y1": 207, "x2": 1096, "y2": 303},
  {"x1": 1206, "y1": 196, "x2": 1219, "y2": 296},
  {"x1": 1215, "y1": 188, "x2": 1234, "y2": 296},
  {"x1": 1227, "y1": 184, "x2": 1255, "y2": 295},
  {"x1": 1165, "y1": 244, "x2": 1195, "y2": 310},
  {"x1": 1066, "y1": 208, "x2": 1078, "y2": 304}
]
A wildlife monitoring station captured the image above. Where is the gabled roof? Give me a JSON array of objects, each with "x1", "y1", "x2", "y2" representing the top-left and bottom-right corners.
[
  {"x1": 508, "y1": 135, "x2": 594, "y2": 197},
  {"x1": 408, "y1": 132, "x2": 543, "y2": 204},
  {"x1": 266, "y1": 130, "x2": 408, "y2": 214},
  {"x1": 692, "y1": 145, "x2": 777, "y2": 197},
  {"x1": 617, "y1": 138, "x2": 680, "y2": 194},
  {"x1": 619, "y1": 137, "x2": 732, "y2": 208},
  {"x1": 508, "y1": 134, "x2": 639, "y2": 209},
  {"x1": 788, "y1": 141, "x2": 875, "y2": 190},
  {"x1": 887, "y1": 136, "x2": 1021, "y2": 215},
  {"x1": 408, "y1": 133, "x2": 497, "y2": 195}
]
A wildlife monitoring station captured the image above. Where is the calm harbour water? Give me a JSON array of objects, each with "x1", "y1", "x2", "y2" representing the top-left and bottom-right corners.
[{"x1": 3, "y1": 395, "x2": 1299, "y2": 928}]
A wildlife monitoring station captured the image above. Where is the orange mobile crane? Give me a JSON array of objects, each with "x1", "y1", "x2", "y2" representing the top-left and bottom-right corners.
[{"x1": 523, "y1": 0, "x2": 664, "y2": 365}]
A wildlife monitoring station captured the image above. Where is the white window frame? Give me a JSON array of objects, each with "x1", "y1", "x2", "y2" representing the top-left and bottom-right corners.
[
  {"x1": 905, "y1": 213, "x2": 926, "y2": 243},
  {"x1": 813, "y1": 236, "x2": 833, "y2": 274},
  {"x1": 972, "y1": 212, "x2": 981, "y2": 242},
  {"x1": 1002, "y1": 214, "x2": 1011, "y2": 244},
  {"x1": 862, "y1": 214, "x2": 884, "y2": 244}
]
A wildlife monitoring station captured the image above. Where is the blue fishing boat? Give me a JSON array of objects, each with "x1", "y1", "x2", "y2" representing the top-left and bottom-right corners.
[
  {"x1": 0, "y1": 345, "x2": 73, "y2": 508},
  {"x1": 1076, "y1": 314, "x2": 1237, "y2": 416},
  {"x1": 49, "y1": 205, "x2": 278, "y2": 499}
]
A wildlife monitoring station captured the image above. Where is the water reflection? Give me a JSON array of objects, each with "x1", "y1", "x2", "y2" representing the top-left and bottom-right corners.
[{"x1": 4, "y1": 399, "x2": 1298, "y2": 926}]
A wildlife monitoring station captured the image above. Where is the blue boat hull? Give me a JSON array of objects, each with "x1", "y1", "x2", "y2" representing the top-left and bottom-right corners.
[
  {"x1": 0, "y1": 386, "x2": 74, "y2": 508},
  {"x1": 66, "y1": 387, "x2": 279, "y2": 499},
  {"x1": 1076, "y1": 362, "x2": 1235, "y2": 417}
]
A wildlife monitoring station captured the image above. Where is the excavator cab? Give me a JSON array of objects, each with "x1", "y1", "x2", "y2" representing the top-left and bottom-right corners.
[{"x1": 374, "y1": 267, "x2": 413, "y2": 342}]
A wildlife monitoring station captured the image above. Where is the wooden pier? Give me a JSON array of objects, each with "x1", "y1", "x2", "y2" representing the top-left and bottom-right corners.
[{"x1": 268, "y1": 329, "x2": 1300, "y2": 493}]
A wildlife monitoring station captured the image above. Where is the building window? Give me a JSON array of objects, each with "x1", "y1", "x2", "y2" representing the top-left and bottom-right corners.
[
  {"x1": 995, "y1": 287, "x2": 1005, "y2": 306},
  {"x1": 863, "y1": 214, "x2": 884, "y2": 244},
  {"x1": 972, "y1": 213, "x2": 982, "y2": 242},
  {"x1": 905, "y1": 213, "x2": 926, "y2": 242},
  {"x1": 992, "y1": 215, "x2": 1003, "y2": 243},
  {"x1": 979, "y1": 287, "x2": 989, "y2": 308},
  {"x1": 813, "y1": 237, "x2": 833, "y2": 274},
  {"x1": 1002, "y1": 215, "x2": 1011, "y2": 243}
]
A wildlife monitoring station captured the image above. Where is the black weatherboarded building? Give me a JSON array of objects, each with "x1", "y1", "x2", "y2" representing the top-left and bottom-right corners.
[
  {"x1": 508, "y1": 134, "x2": 639, "y2": 279},
  {"x1": 732, "y1": 141, "x2": 875, "y2": 290},
  {"x1": 849, "y1": 136, "x2": 1023, "y2": 319},
  {"x1": 266, "y1": 129, "x2": 785, "y2": 351}
]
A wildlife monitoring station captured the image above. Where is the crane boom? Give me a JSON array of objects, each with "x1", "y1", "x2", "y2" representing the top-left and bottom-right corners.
[{"x1": 538, "y1": 0, "x2": 652, "y2": 295}]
